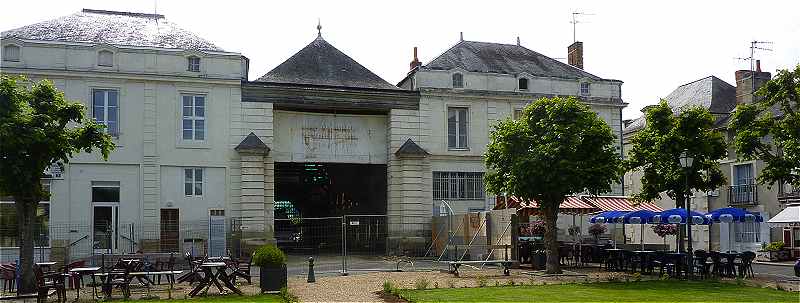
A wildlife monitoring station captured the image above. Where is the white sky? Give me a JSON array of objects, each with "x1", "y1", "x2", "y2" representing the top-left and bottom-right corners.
[{"x1": 2, "y1": 0, "x2": 799, "y2": 119}]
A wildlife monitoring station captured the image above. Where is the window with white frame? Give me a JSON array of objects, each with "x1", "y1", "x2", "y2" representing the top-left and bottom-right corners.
[
  {"x1": 1, "y1": 181, "x2": 50, "y2": 247},
  {"x1": 452, "y1": 73, "x2": 464, "y2": 88},
  {"x1": 98, "y1": 50, "x2": 113, "y2": 67},
  {"x1": 433, "y1": 171, "x2": 485, "y2": 200},
  {"x1": 181, "y1": 95, "x2": 206, "y2": 141},
  {"x1": 580, "y1": 82, "x2": 590, "y2": 96},
  {"x1": 447, "y1": 107, "x2": 468, "y2": 149},
  {"x1": 187, "y1": 56, "x2": 200, "y2": 72},
  {"x1": 2, "y1": 45, "x2": 20, "y2": 62},
  {"x1": 734, "y1": 220, "x2": 760, "y2": 243},
  {"x1": 184, "y1": 168, "x2": 203, "y2": 196},
  {"x1": 92, "y1": 89, "x2": 119, "y2": 137}
]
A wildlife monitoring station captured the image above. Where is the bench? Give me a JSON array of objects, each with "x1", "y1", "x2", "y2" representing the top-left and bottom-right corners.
[{"x1": 448, "y1": 260, "x2": 513, "y2": 277}]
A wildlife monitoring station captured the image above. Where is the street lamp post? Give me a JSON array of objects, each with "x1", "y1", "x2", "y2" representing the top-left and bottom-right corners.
[{"x1": 679, "y1": 150, "x2": 694, "y2": 279}]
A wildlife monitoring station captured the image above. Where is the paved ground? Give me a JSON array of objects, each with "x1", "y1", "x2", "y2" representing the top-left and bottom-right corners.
[{"x1": 753, "y1": 262, "x2": 797, "y2": 280}]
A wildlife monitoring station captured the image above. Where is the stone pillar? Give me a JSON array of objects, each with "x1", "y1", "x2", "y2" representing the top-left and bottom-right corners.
[{"x1": 235, "y1": 132, "x2": 273, "y2": 253}]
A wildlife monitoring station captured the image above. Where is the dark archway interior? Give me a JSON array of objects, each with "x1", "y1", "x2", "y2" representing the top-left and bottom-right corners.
[{"x1": 274, "y1": 162, "x2": 387, "y2": 218}]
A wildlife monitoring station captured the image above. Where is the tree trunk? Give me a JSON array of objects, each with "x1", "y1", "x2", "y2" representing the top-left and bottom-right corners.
[
  {"x1": 541, "y1": 203, "x2": 562, "y2": 274},
  {"x1": 16, "y1": 199, "x2": 38, "y2": 293}
]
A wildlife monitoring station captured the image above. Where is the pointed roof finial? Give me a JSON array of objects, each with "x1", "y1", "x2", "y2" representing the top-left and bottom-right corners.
[
  {"x1": 460, "y1": 32, "x2": 464, "y2": 41},
  {"x1": 516, "y1": 36, "x2": 521, "y2": 46},
  {"x1": 317, "y1": 18, "x2": 322, "y2": 37}
]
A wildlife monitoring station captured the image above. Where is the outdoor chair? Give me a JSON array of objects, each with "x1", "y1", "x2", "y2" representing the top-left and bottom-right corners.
[
  {"x1": 708, "y1": 251, "x2": 722, "y2": 276},
  {"x1": 229, "y1": 253, "x2": 253, "y2": 284},
  {"x1": 622, "y1": 250, "x2": 638, "y2": 272},
  {"x1": 693, "y1": 250, "x2": 709, "y2": 279},
  {"x1": 558, "y1": 246, "x2": 573, "y2": 267},
  {"x1": 1, "y1": 263, "x2": 16, "y2": 294},
  {"x1": 101, "y1": 261, "x2": 133, "y2": 299},
  {"x1": 35, "y1": 264, "x2": 66, "y2": 303},
  {"x1": 736, "y1": 251, "x2": 755, "y2": 278},
  {"x1": 155, "y1": 253, "x2": 177, "y2": 285},
  {"x1": 722, "y1": 253, "x2": 737, "y2": 277},
  {"x1": 650, "y1": 252, "x2": 666, "y2": 275}
]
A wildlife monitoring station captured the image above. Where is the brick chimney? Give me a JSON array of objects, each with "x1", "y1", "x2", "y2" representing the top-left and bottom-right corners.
[
  {"x1": 735, "y1": 60, "x2": 771, "y2": 104},
  {"x1": 409, "y1": 47, "x2": 421, "y2": 71},
  {"x1": 568, "y1": 41, "x2": 583, "y2": 70}
]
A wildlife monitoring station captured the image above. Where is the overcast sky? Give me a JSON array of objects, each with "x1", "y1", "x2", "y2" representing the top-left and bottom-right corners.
[{"x1": 2, "y1": 0, "x2": 798, "y2": 119}]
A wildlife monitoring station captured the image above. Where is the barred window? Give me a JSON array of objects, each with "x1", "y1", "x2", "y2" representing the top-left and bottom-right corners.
[
  {"x1": 734, "y1": 220, "x2": 760, "y2": 243},
  {"x1": 433, "y1": 171, "x2": 485, "y2": 200}
]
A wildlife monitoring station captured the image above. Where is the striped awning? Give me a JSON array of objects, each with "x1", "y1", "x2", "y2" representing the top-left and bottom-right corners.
[
  {"x1": 495, "y1": 196, "x2": 600, "y2": 215},
  {"x1": 582, "y1": 196, "x2": 663, "y2": 212}
]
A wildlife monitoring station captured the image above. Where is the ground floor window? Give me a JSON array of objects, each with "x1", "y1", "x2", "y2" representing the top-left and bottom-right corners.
[
  {"x1": 734, "y1": 220, "x2": 760, "y2": 243},
  {"x1": 433, "y1": 171, "x2": 485, "y2": 200},
  {"x1": 0, "y1": 182, "x2": 51, "y2": 247}
]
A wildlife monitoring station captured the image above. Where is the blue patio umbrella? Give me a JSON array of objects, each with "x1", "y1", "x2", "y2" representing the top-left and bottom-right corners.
[
  {"x1": 705, "y1": 207, "x2": 764, "y2": 252},
  {"x1": 652, "y1": 208, "x2": 711, "y2": 225},
  {"x1": 622, "y1": 210, "x2": 657, "y2": 250},
  {"x1": 590, "y1": 211, "x2": 629, "y2": 248}
]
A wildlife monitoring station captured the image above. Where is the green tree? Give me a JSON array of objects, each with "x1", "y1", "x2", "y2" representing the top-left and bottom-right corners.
[
  {"x1": 730, "y1": 65, "x2": 800, "y2": 187},
  {"x1": 625, "y1": 101, "x2": 727, "y2": 250},
  {"x1": 484, "y1": 96, "x2": 621, "y2": 274},
  {"x1": 0, "y1": 75, "x2": 114, "y2": 293}
]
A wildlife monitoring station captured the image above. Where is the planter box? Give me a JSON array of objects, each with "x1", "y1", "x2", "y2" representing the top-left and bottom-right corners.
[
  {"x1": 259, "y1": 264, "x2": 287, "y2": 293},
  {"x1": 757, "y1": 249, "x2": 793, "y2": 262}
]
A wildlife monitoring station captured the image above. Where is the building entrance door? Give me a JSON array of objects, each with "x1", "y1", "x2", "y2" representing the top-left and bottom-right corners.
[
  {"x1": 93, "y1": 204, "x2": 118, "y2": 254},
  {"x1": 160, "y1": 209, "x2": 180, "y2": 252}
]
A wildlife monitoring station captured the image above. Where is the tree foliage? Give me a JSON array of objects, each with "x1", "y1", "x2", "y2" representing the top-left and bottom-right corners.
[
  {"x1": 625, "y1": 101, "x2": 727, "y2": 206},
  {"x1": 730, "y1": 65, "x2": 800, "y2": 187},
  {"x1": 0, "y1": 75, "x2": 114, "y2": 292},
  {"x1": 484, "y1": 96, "x2": 621, "y2": 273}
]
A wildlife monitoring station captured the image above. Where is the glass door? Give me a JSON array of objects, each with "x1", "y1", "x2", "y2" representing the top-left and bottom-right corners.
[{"x1": 93, "y1": 205, "x2": 118, "y2": 254}]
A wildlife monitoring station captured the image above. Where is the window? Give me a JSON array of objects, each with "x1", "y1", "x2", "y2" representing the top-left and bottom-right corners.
[
  {"x1": 447, "y1": 107, "x2": 468, "y2": 149},
  {"x1": 513, "y1": 108, "x2": 524, "y2": 120},
  {"x1": 209, "y1": 209, "x2": 225, "y2": 216},
  {"x1": 1, "y1": 181, "x2": 50, "y2": 247},
  {"x1": 734, "y1": 220, "x2": 760, "y2": 243},
  {"x1": 433, "y1": 172, "x2": 485, "y2": 200},
  {"x1": 187, "y1": 56, "x2": 200, "y2": 72},
  {"x1": 452, "y1": 73, "x2": 464, "y2": 88},
  {"x1": 2, "y1": 45, "x2": 20, "y2": 62},
  {"x1": 518, "y1": 78, "x2": 528, "y2": 90},
  {"x1": 182, "y1": 95, "x2": 206, "y2": 141},
  {"x1": 734, "y1": 164, "x2": 754, "y2": 185},
  {"x1": 794, "y1": 228, "x2": 800, "y2": 248},
  {"x1": 92, "y1": 89, "x2": 119, "y2": 137},
  {"x1": 92, "y1": 181, "x2": 120, "y2": 203},
  {"x1": 580, "y1": 82, "x2": 590, "y2": 96},
  {"x1": 184, "y1": 168, "x2": 203, "y2": 196},
  {"x1": 98, "y1": 50, "x2": 113, "y2": 67}
]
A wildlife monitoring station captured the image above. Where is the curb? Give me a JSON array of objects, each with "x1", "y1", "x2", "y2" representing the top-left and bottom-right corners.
[{"x1": 753, "y1": 261, "x2": 796, "y2": 267}]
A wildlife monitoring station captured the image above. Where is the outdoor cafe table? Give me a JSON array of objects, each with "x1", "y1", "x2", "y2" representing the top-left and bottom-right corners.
[
  {"x1": 720, "y1": 251, "x2": 742, "y2": 277},
  {"x1": 632, "y1": 251, "x2": 655, "y2": 273},
  {"x1": 605, "y1": 248, "x2": 624, "y2": 271},
  {"x1": 35, "y1": 262, "x2": 57, "y2": 271},
  {"x1": 667, "y1": 252, "x2": 688, "y2": 277},
  {"x1": 69, "y1": 266, "x2": 101, "y2": 300},
  {"x1": 189, "y1": 262, "x2": 243, "y2": 297}
]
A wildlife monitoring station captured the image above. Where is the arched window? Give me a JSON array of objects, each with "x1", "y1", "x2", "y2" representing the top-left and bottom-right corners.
[
  {"x1": 2, "y1": 45, "x2": 20, "y2": 62},
  {"x1": 452, "y1": 73, "x2": 464, "y2": 88},
  {"x1": 98, "y1": 50, "x2": 114, "y2": 67},
  {"x1": 518, "y1": 78, "x2": 529, "y2": 90}
]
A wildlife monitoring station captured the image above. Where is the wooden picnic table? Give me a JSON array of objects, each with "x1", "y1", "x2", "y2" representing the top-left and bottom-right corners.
[{"x1": 189, "y1": 262, "x2": 242, "y2": 297}]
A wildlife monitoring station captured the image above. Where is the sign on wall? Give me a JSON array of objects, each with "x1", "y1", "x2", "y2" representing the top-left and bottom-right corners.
[{"x1": 273, "y1": 111, "x2": 388, "y2": 164}]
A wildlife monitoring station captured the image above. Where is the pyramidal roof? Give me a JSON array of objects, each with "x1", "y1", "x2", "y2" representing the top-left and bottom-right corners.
[
  {"x1": 256, "y1": 34, "x2": 400, "y2": 90},
  {"x1": 423, "y1": 40, "x2": 606, "y2": 81},
  {"x1": 1, "y1": 9, "x2": 224, "y2": 51}
]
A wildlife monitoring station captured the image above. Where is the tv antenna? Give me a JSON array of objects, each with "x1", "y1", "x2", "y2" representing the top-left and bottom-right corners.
[
  {"x1": 734, "y1": 41, "x2": 773, "y2": 100},
  {"x1": 570, "y1": 11, "x2": 594, "y2": 42}
]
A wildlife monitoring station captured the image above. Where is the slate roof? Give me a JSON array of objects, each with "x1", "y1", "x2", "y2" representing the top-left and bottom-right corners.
[
  {"x1": 422, "y1": 40, "x2": 606, "y2": 81},
  {"x1": 623, "y1": 76, "x2": 737, "y2": 135},
  {"x1": 1, "y1": 9, "x2": 224, "y2": 52},
  {"x1": 235, "y1": 132, "x2": 270, "y2": 153},
  {"x1": 256, "y1": 35, "x2": 400, "y2": 90},
  {"x1": 395, "y1": 138, "x2": 430, "y2": 157}
]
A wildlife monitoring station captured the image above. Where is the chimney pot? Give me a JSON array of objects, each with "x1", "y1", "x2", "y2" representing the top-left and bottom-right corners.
[
  {"x1": 756, "y1": 60, "x2": 761, "y2": 72},
  {"x1": 409, "y1": 46, "x2": 421, "y2": 71},
  {"x1": 568, "y1": 41, "x2": 584, "y2": 70}
]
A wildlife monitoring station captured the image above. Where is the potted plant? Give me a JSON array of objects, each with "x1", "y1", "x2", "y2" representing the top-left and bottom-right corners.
[
  {"x1": 588, "y1": 223, "x2": 607, "y2": 244},
  {"x1": 651, "y1": 224, "x2": 678, "y2": 250},
  {"x1": 253, "y1": 244, "x2": 287, "y2": 293}
]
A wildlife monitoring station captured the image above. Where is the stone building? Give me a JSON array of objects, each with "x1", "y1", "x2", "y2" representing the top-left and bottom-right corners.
[{"x1": 622, "y1": 62, "x2": 776, "y2": 253}]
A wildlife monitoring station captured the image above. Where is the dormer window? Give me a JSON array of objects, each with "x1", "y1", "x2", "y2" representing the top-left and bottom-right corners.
[
  {"x1": 97, "y1": 50, "x2": 113, "y2": 67},
  {"x1": 187, "y1": 56, "x2": 201, "y2": 72},
  {"x1": 518, "y1": 78, "x2": 529, "y2": 90},
  {"x1": 452, "y1": 73, "x2": 464, "y2": 88},
  {"x1": 2, "y1": 45, "x2": 20, "y2": 62},
  {"x1": 580, "y1": 82, "x2": 590, "y2": 96}
]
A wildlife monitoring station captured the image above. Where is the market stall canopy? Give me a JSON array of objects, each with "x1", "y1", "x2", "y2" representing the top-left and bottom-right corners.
[
  {"x1": 494, "y1": 196, "x2": 599, "y2": 216},
  {"x1": 584, "y1": 196, "x2": 663, "y2": 212},
  {"x1": 767, "y1": 204, "x2": 800, "y2": 227}
]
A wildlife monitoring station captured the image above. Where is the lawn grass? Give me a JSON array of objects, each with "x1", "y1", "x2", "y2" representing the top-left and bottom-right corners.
[
  {"x1": 132, "y1": 294, "x2": 284, "y2": 302},
  {"x1": 397, "y1": 280, "x2": 798, "y2": 302}
]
